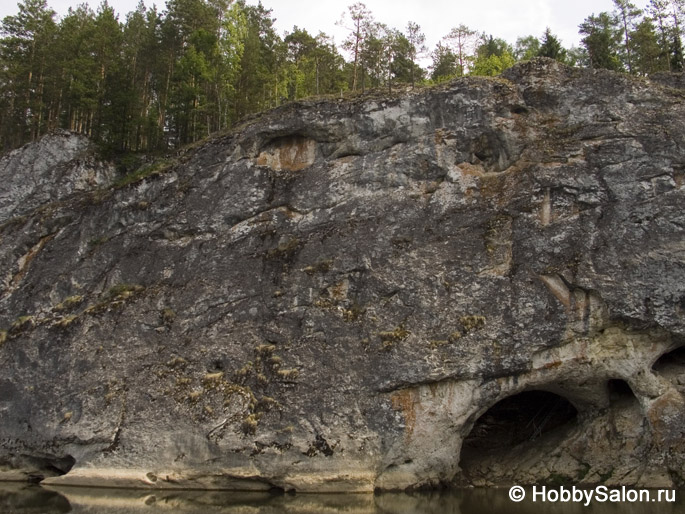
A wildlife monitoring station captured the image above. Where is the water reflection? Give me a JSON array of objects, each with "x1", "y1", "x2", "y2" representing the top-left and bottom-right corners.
[
  {"x1": 0, "y1": 483, "x2": 70, "y2": 513},
  {"x1": 1, "y1": 483, "x2": 682, "y2": 513}
]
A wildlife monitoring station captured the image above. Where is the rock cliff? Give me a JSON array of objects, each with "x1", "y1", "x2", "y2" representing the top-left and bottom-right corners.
[
  {"x1": 0, "y1": 59, "x2": 684, "y2": 492},
  {"x1": 0, "y1": 130, "x2": 114, "y2": 223}
]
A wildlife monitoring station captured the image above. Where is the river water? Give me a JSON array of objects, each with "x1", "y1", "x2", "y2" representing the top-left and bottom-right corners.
[{"x1": 1, "y1": 483, "x2": 682, "y2": 513}]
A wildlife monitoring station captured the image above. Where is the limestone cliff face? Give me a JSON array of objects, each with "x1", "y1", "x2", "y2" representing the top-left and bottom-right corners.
[
  {"x1": 0, "y1": 130, "x2": 114, "y2": 223},
  {"x1": 0, "y1": 59, "x2": 684, "y2": 491}
]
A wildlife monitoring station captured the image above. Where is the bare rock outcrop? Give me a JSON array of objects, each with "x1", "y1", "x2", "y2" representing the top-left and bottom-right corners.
[
  {"x1": 0, "y1": 130, "x2": 114, "y2": 223},
  {"x1": 0, "y1": 59, "x2": 683, "y2": 491}
]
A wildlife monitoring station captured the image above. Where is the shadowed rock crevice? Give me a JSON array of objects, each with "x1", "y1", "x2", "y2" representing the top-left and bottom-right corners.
[
  {"x1": 652, "y1": 346, "x2": 685, "y2": 390},
  {"x1": 1, "y1": 454, "x2": 75, "y2": 483},
  {"x1": 607, "y1": 378, "x2": 637, "y2": 404}
]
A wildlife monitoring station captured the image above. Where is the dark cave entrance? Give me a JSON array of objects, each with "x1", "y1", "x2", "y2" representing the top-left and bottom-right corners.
[
  {"x1": 458, "y1": 390, "x2": 578, "y2": 482},
  {"x1": 24, "y1": 454, "x2": 75, "y2": 483},
  {"x1": 607, "y1": 378, "x2": 636, "y2": 403},
  {"x1": 652, "y1": 345, "x2": 685, "y2": 388},
  {"x1": 653, "y1": 345, "x2": 685, "y2": 373}
]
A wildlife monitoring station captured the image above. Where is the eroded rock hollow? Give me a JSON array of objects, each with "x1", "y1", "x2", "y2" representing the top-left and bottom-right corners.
[{"x1": 0, "y1": 59, "x2": 684, "y2": 491}]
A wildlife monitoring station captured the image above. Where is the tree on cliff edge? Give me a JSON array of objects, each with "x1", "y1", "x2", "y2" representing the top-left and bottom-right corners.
[{"x1": 0, "y1": 0, "x2": 56, "y2": 150}]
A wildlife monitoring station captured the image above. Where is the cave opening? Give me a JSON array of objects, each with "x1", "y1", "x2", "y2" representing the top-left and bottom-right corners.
[
  {"x1": 47, "y1": 454, "x2": 76, "y2": 476},
  {"x1": 458, "y1": 390, "x2": 578, "y2": 484},
  {"x1": 607, "y1": 378, "x2": 636, "y2": 403},
  {"x1": 24, "y1": 454, "x2": 75, "y2": 483},
  {"x1": 653, "y1": 345, "x2": 685, "y2": 373},
  {"x1": 462, "y1": 390, "x2": 578, "y2": 451},
  {"x1": 652, "y1": 345, "x2": 685, "y2": 387}
]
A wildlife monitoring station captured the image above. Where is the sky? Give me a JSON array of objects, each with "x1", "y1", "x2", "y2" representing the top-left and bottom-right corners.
[{"x1": 0, "y1": 0, "x2": 653, "y2": 54}]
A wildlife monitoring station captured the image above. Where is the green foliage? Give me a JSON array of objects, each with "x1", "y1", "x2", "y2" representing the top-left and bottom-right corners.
[
  {"x1": 1, "y1": 0, "x2": 682, "y2": 156},
  {"x1": 112, "y1": 159, "x2": 172, "y2": 188},
  {"x1": 0, "y1": 0, "x2": 57, "y2": 150},
  {"x1": 430, "y1": 42, "x2": 459, "y2": 82},
  {"x1": 515, "y1": 35, "x2": 541, "y2": 61},
  {"x1": 405, "y1": 21, "x2": 427, "y2": 86},
  {"x1": 283, "y1": 27, "x2": 347, "y2": 100},
  {"x1": 477, "y1": 35, "x2": 513, "y2": 59},
  {"x1": 390, "y1": 31, "x2": 425, "y2": 87},
  {"x1": 612, "y1": 0, "x2": 643, "y2": 73},
  {"x1": 537, "y1": 28, "x2": 567, "y2": 62},
  {"x1": 444, "y1": 24, "x2": 479, "y2": 75},
  {"x1": 84, "y1": 283, "x2": 144, "y2": 315},
  {"x1": 631, "y1": 18, "x2": 669, "y2": 74},
  {"x1": 471, "y1": 36, "x2": 515, "y2": 76},
  {"x1": 339, "y1": 2, "x2": 374, "y2": 91},
  {"x1": 55, "y1": 314, "x2": 79, "y2": 329},
  {"x1": 579, "y1": 12, "x2": 624, "y2": 71},
  {"x1": 649, "y1": 0, "x2": 685, "y2": 71},
  {"x1": 471, "y1": 52, "x2": 515, "y2": 76},
  {"x1": 0, "y1": 0, "x2": 343, "y2": 154}
]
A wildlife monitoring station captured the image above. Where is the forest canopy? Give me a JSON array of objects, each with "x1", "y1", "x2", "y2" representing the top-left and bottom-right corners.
[{"x1": 0, "y1": 0, "x2": 683, "y2": 156}]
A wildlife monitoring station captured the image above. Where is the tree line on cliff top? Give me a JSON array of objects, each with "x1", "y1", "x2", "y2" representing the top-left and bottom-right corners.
[{"x1": 0, "y1": 0, "x2": 683, "y2": 156}]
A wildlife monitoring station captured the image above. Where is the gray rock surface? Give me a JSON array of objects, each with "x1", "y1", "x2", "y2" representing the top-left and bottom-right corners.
[
  {"x1": 0, "y1": 59, "x2": 683, "y2": 491},
  {"x1": 0, "y1": 130, "x2": 114, "y2": 223}
]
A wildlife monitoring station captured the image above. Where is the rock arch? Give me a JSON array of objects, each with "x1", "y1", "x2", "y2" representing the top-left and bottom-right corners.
[
  {"x1": 458, "y1": 390, "x2": 579, "y2": 486},
  {"x1": 376, "y1": 326, "x2": 682, "y2": 490}
]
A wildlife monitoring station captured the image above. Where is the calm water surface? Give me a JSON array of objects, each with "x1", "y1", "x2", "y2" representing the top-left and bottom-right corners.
[{"x1": 1, "y1": 483, "x2": 682, "y2": 514}]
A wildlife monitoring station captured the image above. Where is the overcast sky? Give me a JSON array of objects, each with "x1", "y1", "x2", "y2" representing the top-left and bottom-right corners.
[{"x1": 1, "y1": 0, "x2": 652, "y2": 53}]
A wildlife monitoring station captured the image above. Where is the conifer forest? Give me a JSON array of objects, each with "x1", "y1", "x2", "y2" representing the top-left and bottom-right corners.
[{"x1": 0, "y1": 0, "x2": 682, "y2": 156}]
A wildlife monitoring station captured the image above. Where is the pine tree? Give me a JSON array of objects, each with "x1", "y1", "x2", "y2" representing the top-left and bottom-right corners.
[
  {"x1": 612, "y1": 0, "x2": 643, "y2": 73},
  {"x1": 357, "y1": 22, "x2": 387, "y2": 91},
  {"x1": 233, "y1": 1, "x2": 282, "y2": 116},
  {"x1": 579, "y1": 12, "x2": 623, "y2": 71},
  {"x1": 91, "y1": 2, "x2": 123, "y2": 146},
  {"x1": 537, "y1": 28, "x2": 567, "y2": 62},
  {"x1": 405, "y1": 22, "x2": 426, "y2": 87},
  {"x1": 0, "y1": 0, "x2": 57, "y2": 148},
  {"x1": 339, "y1": 2, "x2": 373, "y2": 91},
  {"x1": 668, "y1": 0, "x2": 685, "y2": 70},
  {"x1": 218, "y1": 1, "x2": 247, "y2": 127},
  {"x1": 429, "y1": 41, "x2": 458, "y2": 82},
  {"x1": 445, "y1": 24, "x2": 478, "y2": 76},
  {"x1": 57, "y1": 5, "x2": 100, "y2": 136},
  {"x1": 631, "y1": 18, "x2": 668, "y2": 74},
  {"x1": 650, "y1": 0, "x2": 673, "y2": 70},
  {"x1": 285, "y1": 26, "x2": 315, "y2": 98},
  {"x1": 311, "y1": 33, "x2": 347, "y2": 96}
]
